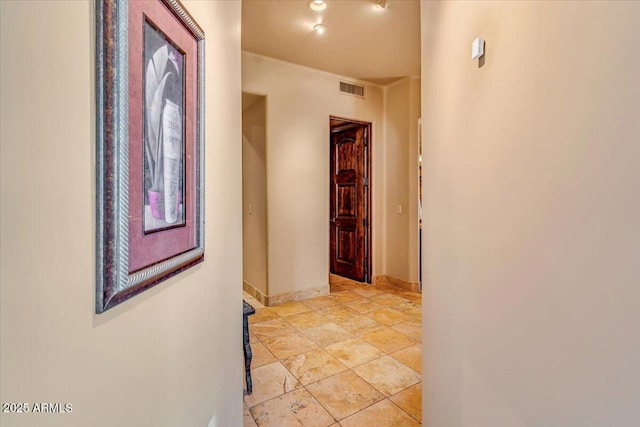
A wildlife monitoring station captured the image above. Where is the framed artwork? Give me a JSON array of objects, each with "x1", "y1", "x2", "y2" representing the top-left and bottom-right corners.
[{"x1": 96, "y1": 0, "x2": 205, "y2": 313}]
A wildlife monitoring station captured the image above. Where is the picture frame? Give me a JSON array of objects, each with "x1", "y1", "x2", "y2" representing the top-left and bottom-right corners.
[{"x1": 96, "y1": 0, "x2": 205, "y2": 313}]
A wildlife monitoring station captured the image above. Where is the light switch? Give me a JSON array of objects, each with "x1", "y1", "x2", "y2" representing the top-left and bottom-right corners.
[
  {"x1": 472, "y1": 37, "x2": 485, "y2": 60},
  {"x1": 248, "y1": 204, "x2": 253, "y2": 215},
  {"x1": 397, "y1": 204, "x2": 403, "y2": 214}
]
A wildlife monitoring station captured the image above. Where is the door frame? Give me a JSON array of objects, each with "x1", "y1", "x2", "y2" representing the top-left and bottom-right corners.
[{"x1": 329, "y1": 116, "x2": 372, "y2": 283}]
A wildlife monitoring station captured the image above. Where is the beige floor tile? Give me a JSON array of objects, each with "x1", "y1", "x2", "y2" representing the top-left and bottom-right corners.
[
  {"x1": 351, "y1": 286, "x2": 387, "y2": 298},
  {"x1": 250, "y1": 388, "x2": 335, "y2": 427},
  {"x1": 370, "y1": 293, "x2": 410, "y2": 307},
  {"x1": 352, "y1": 356, "x2": 421, "y2": 397},
  {"x1": 249, "y1": 308, "x2": 281, "y2": 325},
  {"x1": 250, "y1": 331, "x2": 259, "y2": 344},
  {"x1": 396, "y1": 291, "x2": 422, "y2": 302},
  {"x1": 329, "y1": 290, "x2": 365, "y2": 304},
  {"x1": 391, "y1": 320, "x2": 422, "y2": 342},
  {"x1": 244, "y1": 292, "x2": 265, "y2": 309},
  {"x1": 392, "y1": 301, "x2": 422, "y2": 316},
  {"x1": 286, "y1": 311, "x2": 332, "y2": 330},
  {"x1": 302, "y1": 295, "x2": 341, "y2": 310},
  {"x1": 390, "y1": 343, "x2": 422, "y2": 374},
  {"x1": 328, "y1": 274, "x2": 349, "y2": 285},
  {"x1": 243, "y1": 282, "x2": 423, "y2": 425},
  {"x1": 345, "y1": 299, "x2": 385, "y2": 313},
  {"x1": 306, "y1": 371, "x2": 384, "y2": 420},
  {"x1": 329, "y1": 283, "x2": 346, "y2": 293},
  {"x1": 244, "y1": 362, "x2": 301, "y2": 407},
  {"x1": 390, "y1": 383, "x2": 422, "y2": 422},
  {"x1": 302, "y1": 322, "x2": 354, "y2": 347},
  {"x1": 387, "y1": 284, "x2": 413, "y2": 296},
  {"x1": 360, "y1": 327, "x2": 416, "y2": 354},
  {"x1": 331, "y1": 277, "x2": 366, "y2": 290},
  {"x1": 262, "y1": 332, "x2": 319, "y2": 360},
  {"x1": 250, "y1": 341, "x2": 278, "y2": 368},
  {"x1": 375, "y1": 284, "x2": 404, "y2": 294},
  {"x1": 366, "y1": 307, "x2": 411, "y2": 326},
  {"x1": 324, "y1": 338, "x2": 385, "y2": 368},
  {"x1": 244, "y1": 403, "x2": 258, "y2": 427},
  {"x1": 283, "y1": 349, "x2": 347, "y2": 385},
  {"x1": 250, "y1": 318, "x2": 298, "y2": 341},
  {"x1": 339, "y1": 399, "x2": 420, "y2": 427},
  {"x1": 317, "y1": 305, "x2": 360, "y2": 323},
  {"x1": 334, "y1": 314, "x2": 384, "y2": 336},
  {"x1": 409, "y1": 294, "x2": 422, "y2": 304},
  {"x1": 270, "y1": 301, "x2": 312, "y2": 317},
  {"x1": 340, "y1": 284, "x2": 366, "y2": 292}
]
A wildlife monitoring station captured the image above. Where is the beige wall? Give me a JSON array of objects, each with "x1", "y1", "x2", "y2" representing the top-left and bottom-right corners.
[
  {"x1": 242, "y1": 52, "x2": 385, "y2": 297},
  {"x1": 407, "y1": 77, "x2": 421, "y2": 285},
  {"x1": 242, "y1": 96, "x2": 268, "y2": 296},
  {"x1": 421, "y1": 1, "x2": 640, "y2": 426},
  {"x1": 0, "y1": 1, "x2": 243, "y2": 426},
  {"x1": 383, "y1": 77, "x2": 421, "y2": 283}
]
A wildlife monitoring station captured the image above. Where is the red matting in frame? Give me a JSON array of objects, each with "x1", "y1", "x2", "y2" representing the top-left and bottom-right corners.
[{"x1": 127, "y1": 0, "x2": 198, "y2": 273}]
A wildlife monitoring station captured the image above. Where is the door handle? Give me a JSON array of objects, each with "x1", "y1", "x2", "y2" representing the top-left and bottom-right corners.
[{"x1": 330, "y1": 218, "x2": 336, "y2": 223}]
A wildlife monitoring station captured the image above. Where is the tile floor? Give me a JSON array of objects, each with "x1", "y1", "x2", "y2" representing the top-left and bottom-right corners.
[{"x1": 243, "y1": 279, "x2": 422, "y2": 427}]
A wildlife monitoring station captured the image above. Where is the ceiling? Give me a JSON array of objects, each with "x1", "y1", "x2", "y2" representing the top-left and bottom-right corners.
[{"x1": 241, "y1": 0, "x2": 420, "y2": 86}]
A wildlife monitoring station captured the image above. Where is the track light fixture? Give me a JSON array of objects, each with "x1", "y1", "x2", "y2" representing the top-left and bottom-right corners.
[
  {"x1": 313, "y1": 23, "x2": 327, "y2": 34},
  {"x1": 309, "y1": 0, "x2": 327, "y2": 12}
]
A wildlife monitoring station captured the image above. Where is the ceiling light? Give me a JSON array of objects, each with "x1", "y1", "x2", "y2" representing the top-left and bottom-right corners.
[
  {"x1": 309, "y1": 0, "x2": 327, "y2": 12},
  {"x1": 374, "y1": 0, "x2": 390, "y2": 9},
  {"x1": 313, "y1": 24, "x2": 327, "y2": 35}
]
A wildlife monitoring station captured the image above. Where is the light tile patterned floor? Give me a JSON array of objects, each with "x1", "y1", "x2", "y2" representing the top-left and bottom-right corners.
[{"x1": 243, "y1": 279, "x2": 422, "y2": 427}]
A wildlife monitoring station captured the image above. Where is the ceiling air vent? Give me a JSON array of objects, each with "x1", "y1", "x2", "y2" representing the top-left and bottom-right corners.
[{"x1": 339, "y1": 81, "x2": 366, "y2": 98}]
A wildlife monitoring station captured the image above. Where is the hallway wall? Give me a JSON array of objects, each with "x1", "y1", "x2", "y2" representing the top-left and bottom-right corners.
[
  {"x1": 0, "y1": 1, "x2": 243, "y2": 426},
  {"x1": 383, "y1": 77, "x2": 421, "y2": 285},
  {"x1": 421, "y1": 1, "x2": 640, "y2": 426},
  {"x1": 242, "y1": 52, "x2": 385, "y2": 299},
  {"x1": 242, "y1": 96, "x2": 268, "y2": 298}
]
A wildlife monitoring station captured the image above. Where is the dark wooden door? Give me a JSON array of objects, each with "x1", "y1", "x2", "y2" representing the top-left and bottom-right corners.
[{"x1": 330, "y1": 122, "x2": 370, "y2": 282}]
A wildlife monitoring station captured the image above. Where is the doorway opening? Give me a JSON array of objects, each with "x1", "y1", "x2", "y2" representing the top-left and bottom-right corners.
[
  {"x1": 242, "y1": 92, "x2": 268, "y2": 305},
  {"x1": 329, "y1": 116, "x2": 372, "y2": 283}
]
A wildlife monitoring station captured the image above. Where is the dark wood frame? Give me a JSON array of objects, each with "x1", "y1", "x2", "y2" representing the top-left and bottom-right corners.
[
  {"x1": 96, "y1": 0, "x2": 205, "y2": 313},
  {"x1": 329, "y1": 116, "x2": 372, "y2": 283}
]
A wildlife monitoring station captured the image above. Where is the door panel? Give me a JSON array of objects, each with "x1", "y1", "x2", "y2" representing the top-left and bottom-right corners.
[
  {"x1": 337, "y1": 185, "x2": 356, "y2": 217},
  {"x1": 330, "y1": 122, "x2": 369, "y2": 282}
]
